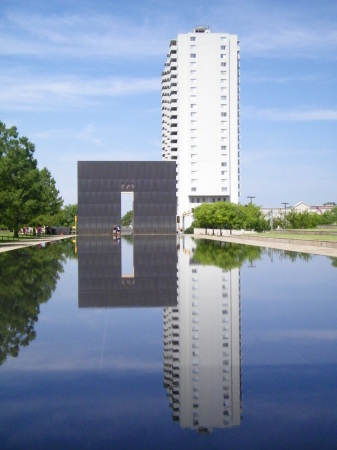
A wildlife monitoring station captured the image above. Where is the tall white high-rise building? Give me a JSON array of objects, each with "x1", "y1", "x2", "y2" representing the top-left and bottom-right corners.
[{"x1": 161, "y1": 27, "x2": 240, "y2": 229}]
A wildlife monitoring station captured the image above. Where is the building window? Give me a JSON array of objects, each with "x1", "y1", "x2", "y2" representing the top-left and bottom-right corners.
[
  {"x1": 190, "y1": 36, "x2": 196, "y2": 41},
  {"x1": 190, "y1": 45, "x2": 196, "y2": 50},
  {"x1": 221, "y1": 112, "x2": 227, "y2": 117},
  {"x1": 190, "y1": 62, "x2": 196, "y2": 67},
  {"x1": 197, "y1": 198, "x2": 200, "y2": 202},
  {"x1": 192, "y1": 188, "x2": 197, "y2": 192},
  {"x1": 221, "y1": 45, "x2": 226, "y2": 50},
  {"x1": 191, "y1": 153, "x2": 196, "y2": 158},
  {"x1": 221, "y1": 62, "x2": 226, "y2": 67},
  {"x1": 221, "y1": 145, "x2": 227, "y2": 150},
  {"x1": 191, "y1": 104, "x2": 196, "y2": 108},
  {"x1": 191, "y1": 112, "x2": 196, "y2": 117},
  {"x1": 190, "y1": 53, "x2": 196, "y2": 58},
  {"x1": 190, "y1": 70, "x2": 196, "y2": 75},
  {"x1": 221, "y1": 54, "x2": 226, "y2": 58}
]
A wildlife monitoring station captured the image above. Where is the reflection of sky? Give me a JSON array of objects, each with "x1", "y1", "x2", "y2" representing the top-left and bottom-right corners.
[
  {"x1": 240, "y1": 252, "x2": 337, "y2": 366},
  {"x1": 122, "y1": 237, "x2": 134, "y2": 278},
  {"x1": 0, "y1": 240, "x2": 337, "y2": 449}
]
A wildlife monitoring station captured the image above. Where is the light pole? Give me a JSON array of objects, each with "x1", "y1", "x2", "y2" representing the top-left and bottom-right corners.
[
  {"x1": 281, "y1": 202, "x2": 289, "y2": 228},
  {"x1": 247, "y1": 196, "x2": 255, "y2": 204}
]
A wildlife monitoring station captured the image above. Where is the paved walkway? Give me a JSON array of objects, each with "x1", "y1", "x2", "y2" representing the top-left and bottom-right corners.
[
  {"x1": 194, "y1": 234, "x2": 337, "y2": 258},
  {"x1": 0, "y1": 235, "x2": 73, "y2": 253}
]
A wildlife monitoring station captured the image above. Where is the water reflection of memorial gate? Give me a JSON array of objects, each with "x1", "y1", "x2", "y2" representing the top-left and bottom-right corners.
[
  {"x1": 78, "y1": 236, "x2": 177, "y2": 308},
  {"x1": 77, "y1": 161, "x2": 177, "y2": 235}
]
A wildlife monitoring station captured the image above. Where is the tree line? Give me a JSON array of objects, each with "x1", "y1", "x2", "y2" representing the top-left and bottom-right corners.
[
  {"x1": 0, "y1": 121, "x2": 77, "y2": 237},
  {"x1": 187, "y1": 201, "x2": 337, "y2": 233},
  {"x1": 190, "y1": 201, "x2": 269, "y2": 232},
  {"x1": 272, "y1": 208, "x2": 337, "y2": 229}
]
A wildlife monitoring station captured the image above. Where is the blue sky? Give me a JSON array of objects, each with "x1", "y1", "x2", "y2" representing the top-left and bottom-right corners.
[{"x1": 1, "y1": 0, "x2": 336, "y2": 207}]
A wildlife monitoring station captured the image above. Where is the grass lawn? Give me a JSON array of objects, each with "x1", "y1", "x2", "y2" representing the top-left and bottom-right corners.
[
  {"x1": 0, "y1": 231, "x2": 47, "y2": 242},
  {"x1": 263, "y1": 232, "x2": 337, "y2": 242}
]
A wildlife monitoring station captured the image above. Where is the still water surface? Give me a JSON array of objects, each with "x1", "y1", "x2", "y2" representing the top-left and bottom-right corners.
[{"x1": 0, "y1": 237, "x2": 336, "y2": 449}]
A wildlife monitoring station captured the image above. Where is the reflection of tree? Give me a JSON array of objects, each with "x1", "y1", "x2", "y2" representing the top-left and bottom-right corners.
[
  {"x1": 274, "y1": 250, "x2": 312, "y2": 262},
  {"x1": 0, "y1": 240, "x2": 72, "y2": 365},
  {"x1": 122, "y1": 235, "x2": 133, "y2": 244},
  {"x1": 192, "y1": 240, "x2": 263, "y2": 270},
  {"x1": 329, "y1": 257, "x2": 337, "y2": 268},
  {"x1": 192, "y1": 239, "x2": 337, "y2": 270}
]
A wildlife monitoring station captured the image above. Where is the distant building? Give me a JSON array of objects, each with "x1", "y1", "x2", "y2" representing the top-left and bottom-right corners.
[
  {"x1": 261, "y1": 201, "x2": 335, "y2": 219},
  {"x1": 161, "y1": 27, "x2": 240, "y2": 229}
]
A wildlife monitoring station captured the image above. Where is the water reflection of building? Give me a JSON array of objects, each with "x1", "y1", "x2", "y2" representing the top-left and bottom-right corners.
[
  {"x1": 164, "y1": 237, "x2": 241, "y2": 433},
  {"x1": 78, "y1": 236, "x2": 177, "y2": 308}
]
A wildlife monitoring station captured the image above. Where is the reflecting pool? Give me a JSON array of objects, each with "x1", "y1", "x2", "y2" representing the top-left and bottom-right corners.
[{"x1": 0, "y1": 237, "x2": 336, "y2": 449}]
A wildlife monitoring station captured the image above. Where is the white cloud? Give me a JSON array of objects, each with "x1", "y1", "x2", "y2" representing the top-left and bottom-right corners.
[
  {"x1": 210, "y1": 0, "x2": 337, "y2": 59},
  {"x1": 0, "y1": 73, "x2": 160, "y2": 111},
  {"x1": 243, "y1": 73, "x2": 325, "y2": 84},
  {"x1": 2, "y1": 2, "x2": 337, "y2": 62},
  {"x1": 242, "y1": 28, "x2": 337, "y2": 59},
  {"x1": 243, "y1": 106, "x2": 337, "y2": 121},
  {"x1": 1, "y1": 10, "x2": 169, "y2": 59}
]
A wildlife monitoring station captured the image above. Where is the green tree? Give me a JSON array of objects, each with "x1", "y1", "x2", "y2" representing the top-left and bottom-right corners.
[
  {"x1": 34, "y1": 203, "x2": 78, "y2": 229},
  {"x1": 286, "y1": 210, "x2": 320, "y2": 229},
  {"x1": 0, "y1": 121, "x2": 63, "y2": 236},
  {"x1": 39, "y1": 167, "x2": 64, "y2": 216},
  {"x1": 243, "y1": 203, "x2": 269, "y2": 231},
  {"x1": 122, "y1": 210, "x2": 133, "y2": 226},
  {"x1": 320, "y1": 207, "x2": 337, "y2": 225},
  {"x1": 62, "y1": 203, "x2": 78, "y2": 227},
  {"x1": 193, "y1": 201, "x2": 269, "y2": 233}
]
